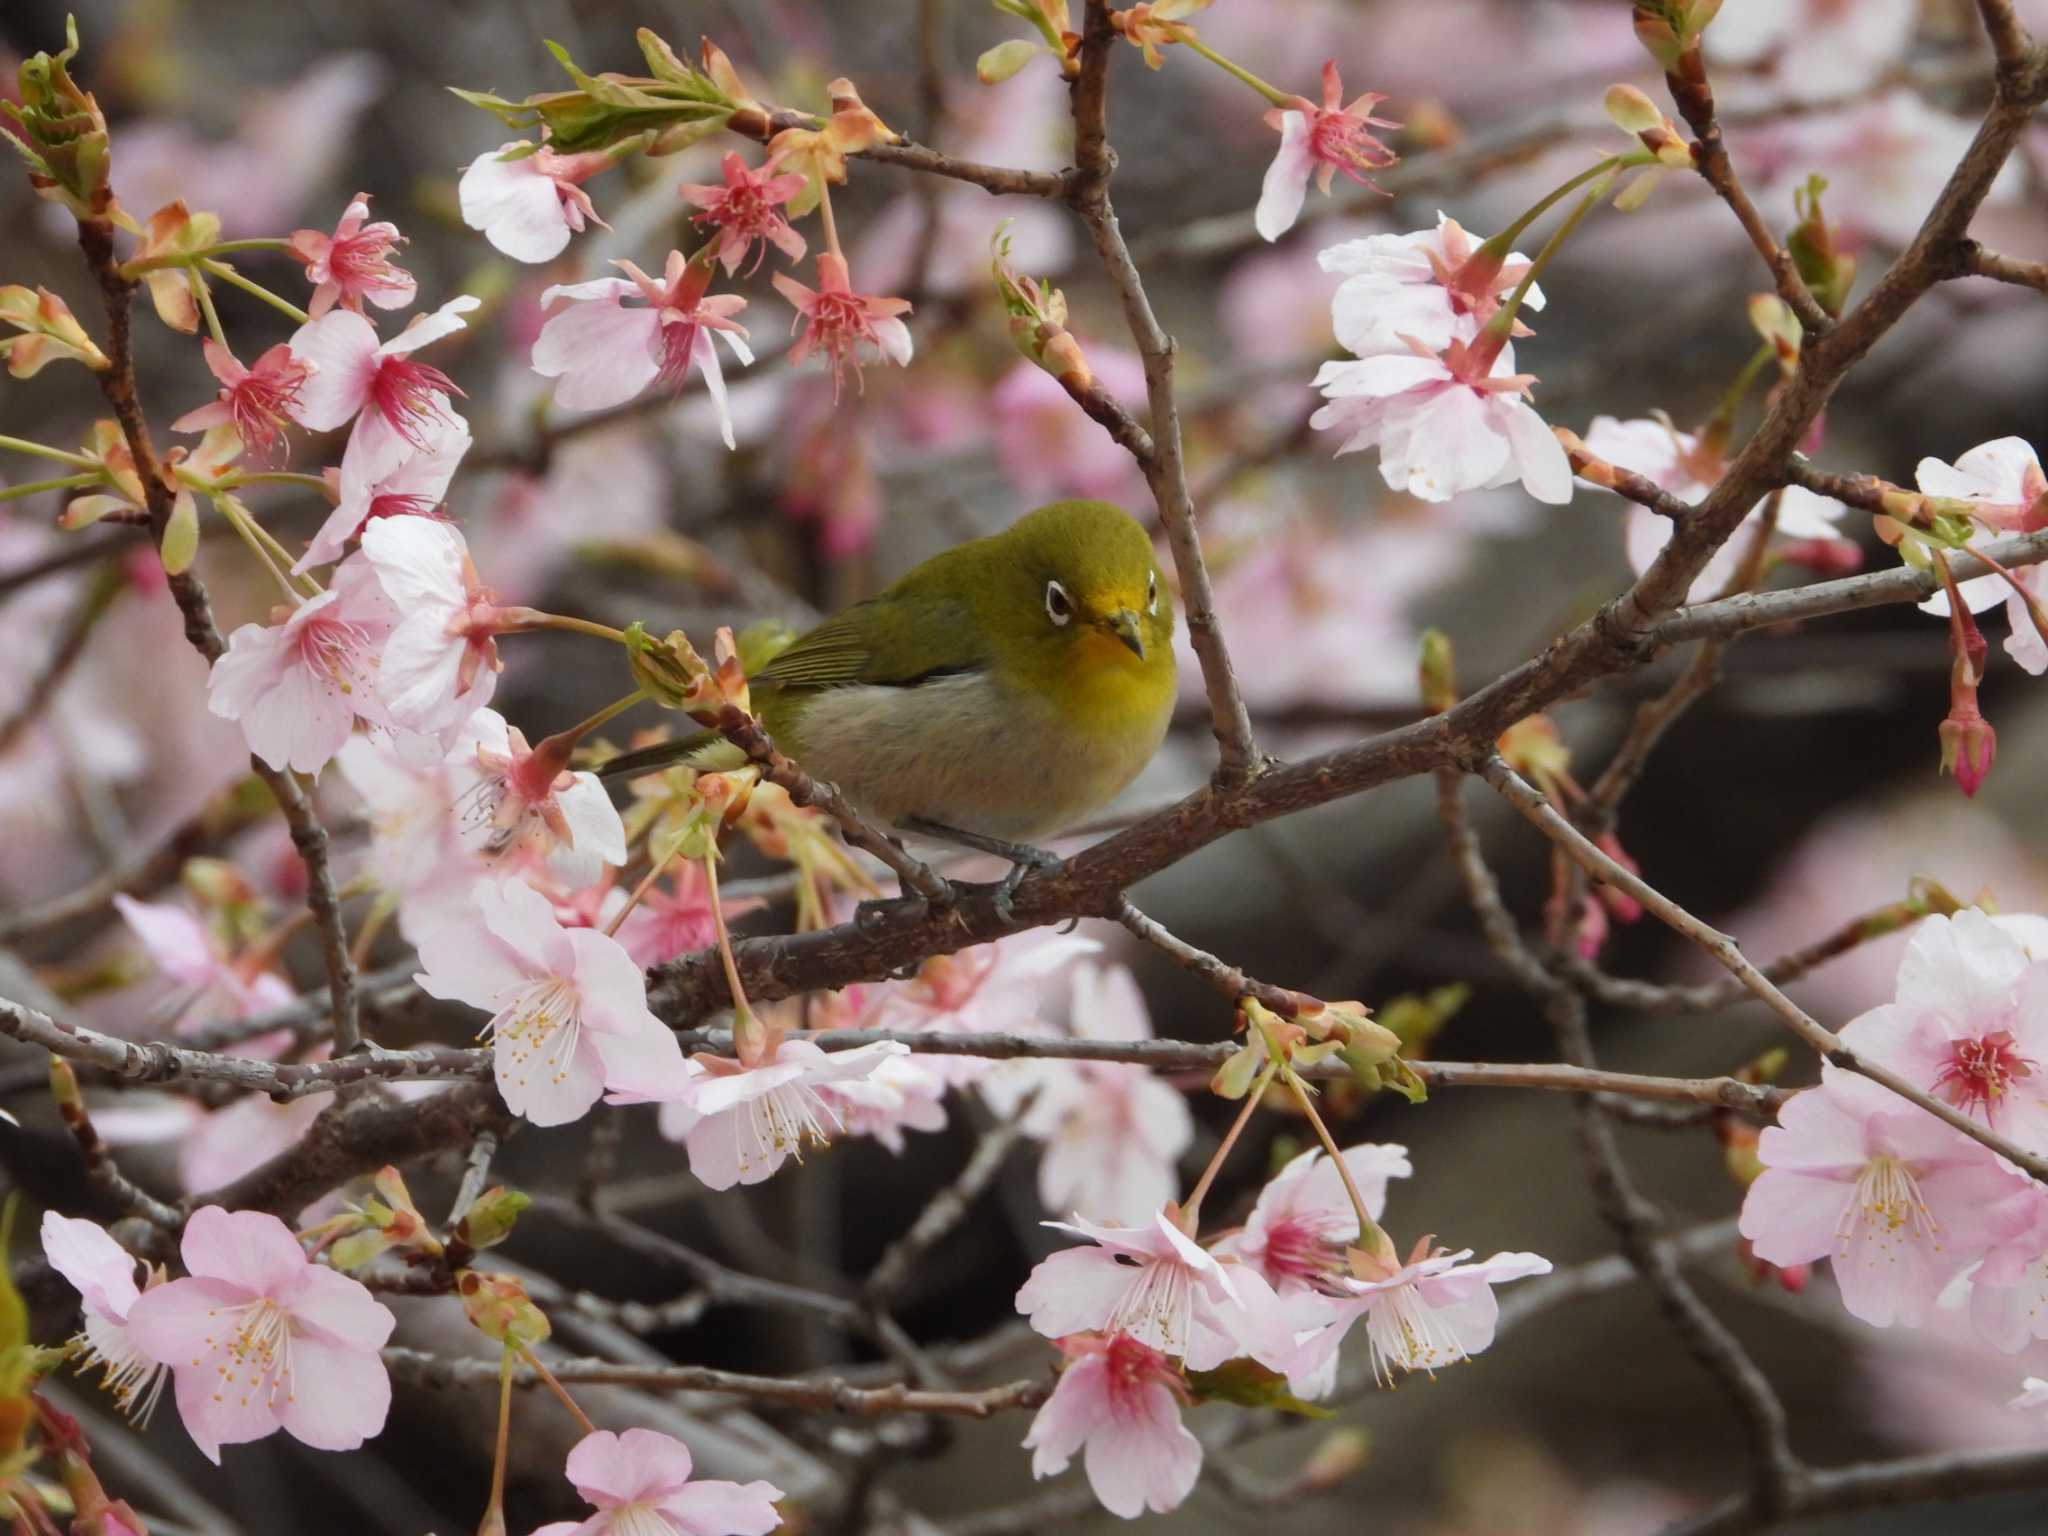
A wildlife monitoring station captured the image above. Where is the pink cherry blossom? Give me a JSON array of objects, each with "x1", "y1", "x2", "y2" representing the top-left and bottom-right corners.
[
  {"x1": 295, "y1": 410, "x2": 470, "y2": 574},
  {"x1": 771, "y1": 252, "x2": 913, "y2": 399},
  {"x1": 288, "y1": 296, "x2": 478, "y2": 486},
  {"x1": 170, "y1": 340, "x2": 313, "y2": 462},
  {"x1": 1707, "y1": 0, "x2": 1916, "y2": 104},
  {"x1": 1311, "y1": 339, "x2": 1572, "y2": 504},
  {"x1": 1837, "y1": 911, "x2": 2048, "y2": 1154},
  {"x1": 817, "y1": 1051, "x2": 951, "y2": 1153},
  {"x1": 459, "y1": 141, "x2": 611, "y2": 263},
  {"x1": 444, "y1": 706, "x2": 627, "y2": 888},
  {"x1": 870, "y1": 929, "x2": 1099, "y2": 1087},
  {"x1": 42, "y1": 1213, "x2": 167, "y2": 1424},
  {"x1": 1915, "y1": 438, "x2": 2048, "y2": 674},
  {"x1": 1739, "y1": 1070, "x2": 2037, "y2": 1328},
  {"x1": 1965, "y1": 1191, "x2": 2048, "y2": 1353},
  {"x1": 610, "y1": 860, "x2": 740, "y2": 968},
  {"x1": 1285, "y1": 1243, "x2": 1551, "y2": 1388},
  {"x1": 334, "y1": 730, "x2": 486, "y2": 942},
  {"x1": 1213, "y1": 1144, "x2": 1412, "y2": 1293},
  {"x1": 1016, "y1": 1211, "x2": 1249, "y2": 1369},
  {"x1": 1581, "y1": 415, "x2": 1849, "y2": 602},
  {"x1": 112, "y1": 893, "x2": 293, "y2": 1027},
  {"x1": 991, "y1": 349, "x2": 1151, "y2": 505},
  {"x1": 357, "y1": 515, "x2": 502, "y2": 739},
  {"x1": 1021, "y1": 1333, "x2": 1201, "y2": 1519},
  {"x1": 1255, "y1": 60, "x2": 1399, "y2": 241},
  {"x1": 655, "y1": 1037, "x2": 912, "y2": 1189},
  {"x1": 123, "y1": 1206, "x2": 396, "y2": 1464},
  {"x1": 1008, "y1": 963, "x2": 1194, "y2": 1225},
  {"x1": 415, "y1": 877, "x2": 687, "y2": 1126},
  {"x1": 681, "y1": 151, "x2": 808, "y2": 275},
  {"x1": 288, "y1": 192, "x2": 417, "y2": 317},
  {"x1": 205, "y1": 556, "x2": 399, "y2": 774},
  {"x1": 1319, "y1": 213, "x2": 1542, "y2": 358},
  {"x1": 179, "y1": 1087, "x2": 330, "y2": 1198},
  {"x1": 530, "y1": 1427, "x2": 783, "y2": 1536},
  {"x1": 533, "y1": 252, "x2": 753, "y2": 445}
]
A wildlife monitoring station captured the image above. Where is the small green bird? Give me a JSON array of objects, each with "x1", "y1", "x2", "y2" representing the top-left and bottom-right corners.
[{"x1": 606, "y1": 499, "x2": 1178, "y2": 845}]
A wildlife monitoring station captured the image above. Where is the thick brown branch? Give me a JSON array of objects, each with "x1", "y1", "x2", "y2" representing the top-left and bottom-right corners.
[
  {"x1": 72, "y1": 220, "x2": 363, "y2": 1056},
  {"x1": 1066, "y1": 0, "x2": 1260, "y2": 783}
]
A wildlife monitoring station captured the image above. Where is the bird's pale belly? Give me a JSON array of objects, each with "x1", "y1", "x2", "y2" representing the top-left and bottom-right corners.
[{"x1": 781, "y1": 670, "x2": 1169, "y2": 841}]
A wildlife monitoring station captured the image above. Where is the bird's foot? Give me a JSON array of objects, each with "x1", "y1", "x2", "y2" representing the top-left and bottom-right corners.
[
  {"x1": 853, "y1": 892, "x2": 930, "y2": 933},
  {"x1": 897, "y1": 818, "x2": 1063, "y2": 928}
]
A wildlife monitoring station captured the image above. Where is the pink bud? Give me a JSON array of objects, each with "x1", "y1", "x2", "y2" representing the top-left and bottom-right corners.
[
  {"x1": 1939, "y1": 696, "x2": 1997, "y2": 797},
  {"x1": 1776, "y1": 538, "x2": 1863, "y2": 577}
]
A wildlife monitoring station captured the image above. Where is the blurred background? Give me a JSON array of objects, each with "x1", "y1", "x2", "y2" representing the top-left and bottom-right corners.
[{"x1": 4, "y1": 0, "x2": 2048, "y2": 1530}]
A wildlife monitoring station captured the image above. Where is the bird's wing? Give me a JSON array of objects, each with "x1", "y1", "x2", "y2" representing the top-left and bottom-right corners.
[{"x1": 751, "y1": 590, "x2": 985, "y2": 692}]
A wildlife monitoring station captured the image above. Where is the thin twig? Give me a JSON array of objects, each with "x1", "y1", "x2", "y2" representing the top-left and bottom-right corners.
[
  {"x1": 1113, "y1": 896, "x2": 1316, "y2": 1014},
  {"x1": 865, "y1": 1102, "x2": 1034, "y2": 1309}
]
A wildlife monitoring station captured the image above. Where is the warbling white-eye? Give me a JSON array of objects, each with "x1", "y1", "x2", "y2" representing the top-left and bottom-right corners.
[{"x1": 607, "y1": 499, "x2": 1178, "y2": 846}]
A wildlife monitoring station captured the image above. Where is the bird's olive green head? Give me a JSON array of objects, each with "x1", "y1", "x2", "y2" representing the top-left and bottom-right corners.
[{"x1": 972, "y1": 500, "x2": 1176, "y2": 684}]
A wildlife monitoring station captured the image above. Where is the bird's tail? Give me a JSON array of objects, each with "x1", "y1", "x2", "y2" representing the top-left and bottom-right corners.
[{"x1": 594, "y1": 729, "x2": 720, "y2": 781}]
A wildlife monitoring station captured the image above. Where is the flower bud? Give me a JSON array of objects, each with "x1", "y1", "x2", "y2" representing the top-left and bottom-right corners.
[
  {"x1": 1939, "y1": 690, "x2": 1997, "y2": 798},
  {"x1": 458, "y1": 1269, "x2": 551, "y2": 1347},
  {"x1": 5, "y1": 18, "x2": 113, "y2": 221},
  {"x1": 978, "y1": 39, "x2": 1045, "y2": 84},
  {"x1": 1632, "y1": 0, "x2": 1723, "y2": 73},
  {"x1": 128, "y1": 202, "x2": 223, "y2": 335},
  {"x1": 1747, "y1": 293, "x2": 1801, "y2": 374},
  {"x1": 1602, "y1": 84, "x2": 1695, "y2": 168},
  {"x1": 624, "y1": 620, "x2": 746, "y2": 721},
  {"x1": 1293, "y1": 1428, "x2": 1372, "y2": 1492},
  {"x1": 159, "y1": 491, "x2": 200, "y2": 576},
  {"x1": 453, "y1": 1187, "x2": 532, "y2": 1253},
  {"x1": 1417, "y1": 628, "x2": 1457, "y2": 714},
  {"x1": 0, "y1": 284, "x2": 107, "y2": 376},
  {"x1": 1788, "y1": 175, "x2": 1855, "y2": 318},
  {"x1": 992, "y1": 224, "x2": 1090, "y2": 389},
  {"x1": 1496, "y1": 714, "x2": 1571, "y2": 791}
]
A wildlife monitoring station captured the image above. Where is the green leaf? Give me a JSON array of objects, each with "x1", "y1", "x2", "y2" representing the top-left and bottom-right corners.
[{"x1": 1187, "y1": 1358, "x2": 1332, "y2": 1418}]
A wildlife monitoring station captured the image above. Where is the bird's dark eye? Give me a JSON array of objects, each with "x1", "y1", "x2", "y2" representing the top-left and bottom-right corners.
[
  {"x1": 1147, "y1": 571, "x2": 1159, "y2": 614},
  {"x1": 1045, "y1": 579, "x2": 1073, "y2": 627}
]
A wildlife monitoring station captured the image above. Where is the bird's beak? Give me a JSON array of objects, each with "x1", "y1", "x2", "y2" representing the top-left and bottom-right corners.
[{"x1": 1106, "y1": 609, "x2": 1145, "y2": 660}]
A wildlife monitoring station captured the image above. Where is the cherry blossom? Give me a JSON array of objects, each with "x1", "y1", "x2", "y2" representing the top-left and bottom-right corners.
[
  {"x1": 610, "y1": 860, "x2": 739, "y2": 969},
  {"x1": 296, "y1": 410, "x2": 470, "y2": 574},
  {"x1": 655, "y1": 1037, "x2": 912, "y2": 1189},
  {"x1": 41, "y1": 1213, "x2": 166, "y2": 1424},
  {"x1": 1285, "y1": 1242, "x2": 1552, "y2": 1388},
  {"x1": 288, "y1": 192, "x2": 417, "y2": 317},
  {"x1": 533, "y1": 252, "x2": 753, "y2": 445},
  {"x1": 169, "y1": 340, "x2": 312, "y2": 462},
  {"x1": 1256, "y1": 60, "x2": 1399, "y2": 241},
  {"x1": 288, "y1": 295, "x2": 478, "y2": 486},
  {"x1": 1581, "y1": 414, "x2": 1849, "y2": 602},
  {"x1": 681, "y1": 151, "x2": 808, "y2": 275},
  {"x1": 1007, "y1": 963, "x2": 1194, "y2": 1225},
  {"x1": 531, "y1": 1427, "x2": 785, "y2": 1536},
  {"x1": 205, "y1": 556, "x2": 399, "y2": 774},
  {"x1": 1706, "y1": 0, "x2": 1917, "y2": 104},
  {"x1": 357, "y1": 515, "x2": 503, "y2": 739},
  {"x1": 415, "y1": 877, "x2": 686, "y2": 1125},
  {"x1": 817, "y1": 1051, "x2": 952, "y2": 1153},
  {"x1": 1213, "y1": 1144, "x2": 1412, "y2": 1293},
  {"x1": 334, "y1": 730, "x2": 487, "y2": 942},
  {"x1": 1021, "y1": 1333, "x2": 1201, "y2": 1518},
  {"x1": 444, "y1": 706, "x2": 627, "y2": 888},
  {"x1": 772, "y1": 251, "x2": 913, "y2": 398},
  {"x1": 179, "y1": 1086, "x2": 331, "y2": 1198},
  {"x1": 1319, "y1": 213, "x2": 1541, "y2": 358},
  {"x1": 1837, "y1": 911, "x2": 2048, "y2": 1154},
  {"x1": 1016, "y1": 1211, "x2": 1249, "y2": 1369},
  {"x1": 459, "y1": 140, "x2": 611, "y2": 263},
  {"x1": 1915, "y1": 438, "x2": 2048, "y2": 674},
  {"x1": 112, "y1": 893, "x2": 293, "y2": 1028},
  {"x1": 1311, "y1": 339, "x2": 1572, "y2": 504},
  {"x1": 871, "y1": 929, "x2": 1099, "y2": 1087},
  {"x1": 1965, "y1": 1193, "x2": 2048, "y2": 1353},
  {"x1": 123, "y1": 1206, "x2": 396, "y2": 1463},
  {"x1": 1740, "y1": 1070, "x2": 2036, "y2": 1328}
]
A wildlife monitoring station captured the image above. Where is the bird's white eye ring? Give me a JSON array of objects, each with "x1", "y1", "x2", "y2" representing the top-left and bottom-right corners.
[
  {"x1": 1045, "y1": 579, "x2": 1073, "y2": 627},
  {"x1": 1147, "y1": 571, "x2": 1158, "y2": 614}
]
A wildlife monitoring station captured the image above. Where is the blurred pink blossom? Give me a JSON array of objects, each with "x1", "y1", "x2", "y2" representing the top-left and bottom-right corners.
[
  {"x1": 1021, "y1": 1333, "x2": 1201, "y2": 1518},
  {"x1": 991, "y1": 347, "x2": 1150, "y2": 504},
  {"x1": 1707, "y1": 0, "x2": 1917, "y2": 104},
  {"x1": 112, "y1": 894, "x2": 292, "y2": 1029}
]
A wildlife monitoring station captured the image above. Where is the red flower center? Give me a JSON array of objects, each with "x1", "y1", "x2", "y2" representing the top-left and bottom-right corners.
[
  {"x1": 1933, "y1": 1029, "x2": 2039, "y2": 1120},
  {"x1": 369, "y1": 356, "x2": 463, "y2": 451}
]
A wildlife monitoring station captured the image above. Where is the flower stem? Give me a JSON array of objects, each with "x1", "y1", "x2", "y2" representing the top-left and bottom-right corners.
[
  {"x1": 199, "y1": 259, "x2": 310, "y2": 324},
  {"x1": 606, "y1": 836, "x2": 682, "y2": 938},
  {"x1": 121, "y1": 237, "x2": 291, "y2": 276},
  {"x1": 703, "y1": 851, "x2": 767, "y2": 1062},
  {"x1": 223, "y1": 470, "x2": 332, "y2": 493},
  {"x1": 0, "y1": 435, "x2": 99, "y2": 469},
  {"x1": 516, "y1": 1339, "x2": 597, "y2": 1435},
  {"x1": 1704, "y1": 343, "x2": 1777, "y2": 438},
  {"x1": 215, "y1": 493, "x2": 317, "y2": 602},
  {"x1": 483, "y1": 1345, "x2": 514, "y2": 1529},
  {"x1": 191, "y1": 269, "x2": 228, "y2": 349},
  {"x1": 1487, "y1": 152, "x2": 1650, "y2": 256},
  {"x1": 1481, "y1": 169, "x2": 1625, "y2": 350},
  {"x1": 1180, "y1": 36, "x2": 1294, "y2": 108},
  {"x1": 816, "y1": 179, "x2": 843, "y2": 263},
  {"x1": 498, "y1": 606, "x2": 630, "y2": 644},
  {"x1": 0, "y1": 472, "x2": 102, "y2": 503},
  {"x1": 1180, "y1": 1060, "x2": 1279, "y2": 1229},
  {"x1": 563, "y1": 689, "x2": 648, "y2": 745},
  {"x1": 1280, "y1": 1065, "x2": 1393, "y2": 1260},
  {"x1": 1966, "y1": 542, "x2": 2048, "y2": 650}
]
